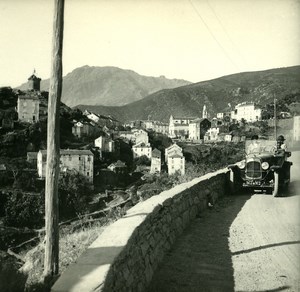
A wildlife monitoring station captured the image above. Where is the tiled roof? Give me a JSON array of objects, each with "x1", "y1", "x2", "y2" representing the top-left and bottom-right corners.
[
  {"x1": 168, "y1": 153, "x2": 184, "y2": 158},
  {"x1": 173, "y1": 116, "x2": 197, "y2": 120},
  {"x1": 133, "y1": 142, "x2": 150, "y2": 148},
  {"x1": 109, "y1": 160, "x2": 126, "y2": 168},
  {"x1": 39, "y1": 149, "x2": 93, "y2": 156},
  {"x1": 28, "y1": 74, "x2": 41, "y2": 81},
  {"x1": 152, "y1": 148, "x2": 161, "y2": 158}
]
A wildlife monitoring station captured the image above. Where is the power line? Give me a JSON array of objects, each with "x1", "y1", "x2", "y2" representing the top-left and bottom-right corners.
[
  {"x1": 206, "y1": 0, "x2": 248, "y2": 67},
  {"x1": 188, "y1": 0, "x2": 240, "y2": 71}
]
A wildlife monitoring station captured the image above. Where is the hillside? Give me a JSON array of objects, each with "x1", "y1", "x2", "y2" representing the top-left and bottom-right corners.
[
  {"x1": 18, "y1": 66, "x2": 191, "y2": 107},
  {"x1": 76, "y1": 66, "x2": 300, "y2": 122}
]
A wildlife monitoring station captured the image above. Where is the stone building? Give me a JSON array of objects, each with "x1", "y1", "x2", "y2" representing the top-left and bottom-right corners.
[
  {"x1": 169, "y1": 115, "x2": 197, "y2": 138},
  {"x1": 231, "y1": 102, "x2": 262, "y2": 122},
  {"x1": 132, "y1": 142, "x2": 152, "y2": 159},
  {"x1": 150, "y1": 149, "x2": 161, "y2": 174},
  {"x1": 165, "y1": 144, "x2": 185, "y2": 175},
  {"x1": 293, "y1": 116, "x2": 300, "y2": 141},
  {"x1": 107, "y1": 160, "x2": 127, "y2": 174},
  {"x1": 188, "y1": 118, "x2": 211, "y2": 141},
  {"x1": 94, "y1": 135, "x2": 115, "y2": 152},
  {"x1": 17, "y1": 92, "x2": 40, "y2": 123},
  {"x1": 17, "y1": 72, "x2": 41, "y2": 123},
  {"x1": 37, "y1": 149, "x2": 94, "y2": 182}
]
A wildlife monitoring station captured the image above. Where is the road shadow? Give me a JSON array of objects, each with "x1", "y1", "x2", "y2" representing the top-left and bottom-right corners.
[
  {"x1": 147, "y1": 194, "x2": 251, "y2": 292},
  {"x1": 232, "y1": 240, "x2": 300, "y2": 256},
  {"x1": 286, "y1": 179, "x2": 300, "y2": 197}
]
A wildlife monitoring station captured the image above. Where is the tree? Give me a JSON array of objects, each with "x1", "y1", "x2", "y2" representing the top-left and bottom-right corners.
[
  {"x1": 4, "y1": 191, "x2": 45, "y2": 228},
  {"x1": 134, "y1": 155, "x2": 151, "y2": 166},
  {"x1": 58, "y1": 171, "x2": 93, "y2": 219}
]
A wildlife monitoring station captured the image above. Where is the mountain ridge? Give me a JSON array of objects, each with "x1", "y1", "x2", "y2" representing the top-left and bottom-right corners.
[
  {"x1": 75, "y1": 66, "x2": 300, "y2": 122},
  {"x1": 18, "y1": 65, "x2": 191, "y2": 107}
]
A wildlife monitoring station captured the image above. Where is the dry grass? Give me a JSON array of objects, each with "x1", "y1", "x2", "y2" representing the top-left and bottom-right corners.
[{"x1": 23, "y1": 218, "x2": 113, "y2": 292}]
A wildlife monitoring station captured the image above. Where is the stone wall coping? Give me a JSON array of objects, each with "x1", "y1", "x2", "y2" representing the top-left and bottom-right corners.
[{"x1": 52, "y1": 167, "x2": 229, "y2": 292}]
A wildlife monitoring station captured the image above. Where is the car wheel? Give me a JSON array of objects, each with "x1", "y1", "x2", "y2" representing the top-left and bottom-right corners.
[{"x1": 272, "y1": 171, "x2": 279, "y2": 197}]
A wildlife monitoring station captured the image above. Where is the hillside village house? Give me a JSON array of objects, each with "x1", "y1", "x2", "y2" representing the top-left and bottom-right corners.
[
  {"x1": 150, "y1": 148, "x2": 161, "y2": 174},
  {"x1": 293, "y1": 116, "x2": 300, "y2": 141},
  {"x1": 17, "y1": 92, "x2": 40, "y2": 123},
  {"x1": 231, "y1": 102, "x2": 262, "y2": 122},
  {"x1": 169, "y1": 115, "x2": 197, "y2": 138},
  {"x1": 141, "y1": 120, "x2": 169, "y2": 135},
  {"x1": 84, "y1": 110, "x2": 121, "y2": 128},
  {"x1": 224, "y1": 133, "x2": 232, "y2": 142},
  {"x1": 94, "y1": 135, "x2": 115, "y2": 152},
  {"x1": 142, "y1": 120, "x2": 154, "y2": 129},
  {"x1": 107, "y1": 160, "x2": 127, "y2": 174},
  {"x1": 132, "y1": 142, "x2": 152, "y2": 159},
  {"x1": 205, "y1": 127, "x2": 219, "y2": 141},
  {"x1": 216, "y1": 111, "x2": 232, "y2": 120},
  {"x1": 188, "y1": 118, "x2": 211, "y2": 141},
  {"x1": 118, "y1": 131, "x2": 136, "y2": 142},
  {"x1": 17, "y1": 72, "x2": 42, "y2": 123},
  {"x1": 37, "y1": 149, "x2": 94, "y2": 182},
  {"x1": 72, "y1": 121, "x2": 101, "y2": 138},
  {"x1": 152, "y1": 121, "x2": 169, "y2": 135},
  {"x1": 133, "y1": 129, "x2": 149, "y2": 145},
  {"x1": 165, "y1": 143, "x2": 183, "y2": 162},
  {"x1": 165, "y1": 144, "x2": 185, "y2": 176}
]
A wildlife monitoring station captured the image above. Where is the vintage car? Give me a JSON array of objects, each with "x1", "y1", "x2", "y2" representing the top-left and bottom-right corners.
[{"x1": 228, "y1": 139, "x2": 292, "y2": 197}]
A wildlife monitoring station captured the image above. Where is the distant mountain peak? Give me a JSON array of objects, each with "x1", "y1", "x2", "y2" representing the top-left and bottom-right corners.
[
  {"x1": 76, "y1": 66, "x2": 300, "y2": 123},
  {"x1": 17, "y1": 66, "x2": 191, "y2": 107}
]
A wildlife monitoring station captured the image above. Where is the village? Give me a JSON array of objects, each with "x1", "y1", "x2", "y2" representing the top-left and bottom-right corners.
[
  {"x1": 0, "y1": 73, "x2": 295, "y2": 178},
  {"x1": 1, "y1": 72, "x2": 300, "y2": 193}
]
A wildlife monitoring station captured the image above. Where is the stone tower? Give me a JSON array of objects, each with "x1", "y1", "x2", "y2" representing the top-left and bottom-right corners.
[{"x1": 27, "y1": 70, "x2": 41, "y2": 91}]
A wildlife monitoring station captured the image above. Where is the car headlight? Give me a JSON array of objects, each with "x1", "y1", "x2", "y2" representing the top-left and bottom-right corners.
[
  {"x1": 261, "y1": 162, "x2": 269, "y2": 170},
  {"x1": 237, "y1": 161, "x2": 246, "y2": 169}
]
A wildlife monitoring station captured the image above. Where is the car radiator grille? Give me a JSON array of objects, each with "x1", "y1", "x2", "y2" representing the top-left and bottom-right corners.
[{"x1": 246, "y1": 161, "x2": 261, "y2": 179}]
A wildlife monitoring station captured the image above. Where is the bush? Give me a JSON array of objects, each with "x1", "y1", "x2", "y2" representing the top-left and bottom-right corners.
[
  {"x1": 58, "y1": 171, "x2": 94, "y2": 219},
  {"x1": 4, "y1": 191, "x2": 44, "y2": 228}
]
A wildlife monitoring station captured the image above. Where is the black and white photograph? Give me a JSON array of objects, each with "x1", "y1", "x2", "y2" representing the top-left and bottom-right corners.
[{"x1": 0, "y1": 0, "x2": 299, "y2": 291}]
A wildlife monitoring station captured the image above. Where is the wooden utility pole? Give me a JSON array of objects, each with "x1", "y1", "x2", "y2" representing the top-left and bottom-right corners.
[
  {"x1": 44, "y1": 0, "x2": 64, "y2": 280},
  {"x1": 274, "y1": 97, "x2": 277, "y2": 140}
]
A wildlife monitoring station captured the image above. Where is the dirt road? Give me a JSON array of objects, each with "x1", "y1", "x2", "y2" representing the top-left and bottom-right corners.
[{"x1": 148, "y1": 152, "x2": 300, "y2": 292}]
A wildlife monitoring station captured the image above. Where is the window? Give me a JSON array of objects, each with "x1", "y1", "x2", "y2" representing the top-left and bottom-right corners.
[
  {"x1": 69, "y1": 156, "x2": 72, "y2": 161},
  {"x1": 87, "y1": 156, "x2": 91, "y2": 162},
  {"x1": 79, "y1": 156, "x2": 81, "y2": 160},
  {"x1": 87, "y1": 172, "x2": 90, "y2": 176}
]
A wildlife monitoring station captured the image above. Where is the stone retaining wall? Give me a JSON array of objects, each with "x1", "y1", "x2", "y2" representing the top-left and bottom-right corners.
[{"x1": 52, "y1": 168, "x2": 230, "y2": 292}]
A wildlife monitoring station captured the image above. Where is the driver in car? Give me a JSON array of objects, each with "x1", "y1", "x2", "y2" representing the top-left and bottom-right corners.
[{"x1": 276, "y1": 135, "x2": 287, "y2": 151}]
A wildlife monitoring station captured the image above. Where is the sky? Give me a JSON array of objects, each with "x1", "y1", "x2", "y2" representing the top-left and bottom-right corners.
[{"x1": 0, "y1": 0, "x2": 299, "y2": 87}]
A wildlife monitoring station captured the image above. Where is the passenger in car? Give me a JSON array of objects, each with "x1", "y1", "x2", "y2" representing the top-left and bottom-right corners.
[{"x1": 248, "y1": 135, "x2": 261, "y2": 154}]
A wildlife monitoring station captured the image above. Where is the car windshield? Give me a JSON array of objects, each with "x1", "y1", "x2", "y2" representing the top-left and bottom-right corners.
[{"x1": 245, "y1": 139, "x2": 276, "y2": 155}]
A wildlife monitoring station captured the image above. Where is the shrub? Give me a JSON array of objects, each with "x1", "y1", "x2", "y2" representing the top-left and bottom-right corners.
[
  {"x1": 4, "y1": 191, "x2": 44, "y2": 228},
  {"x1": 58, "y1": 171, "x2": 94, "y2": 219}
]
